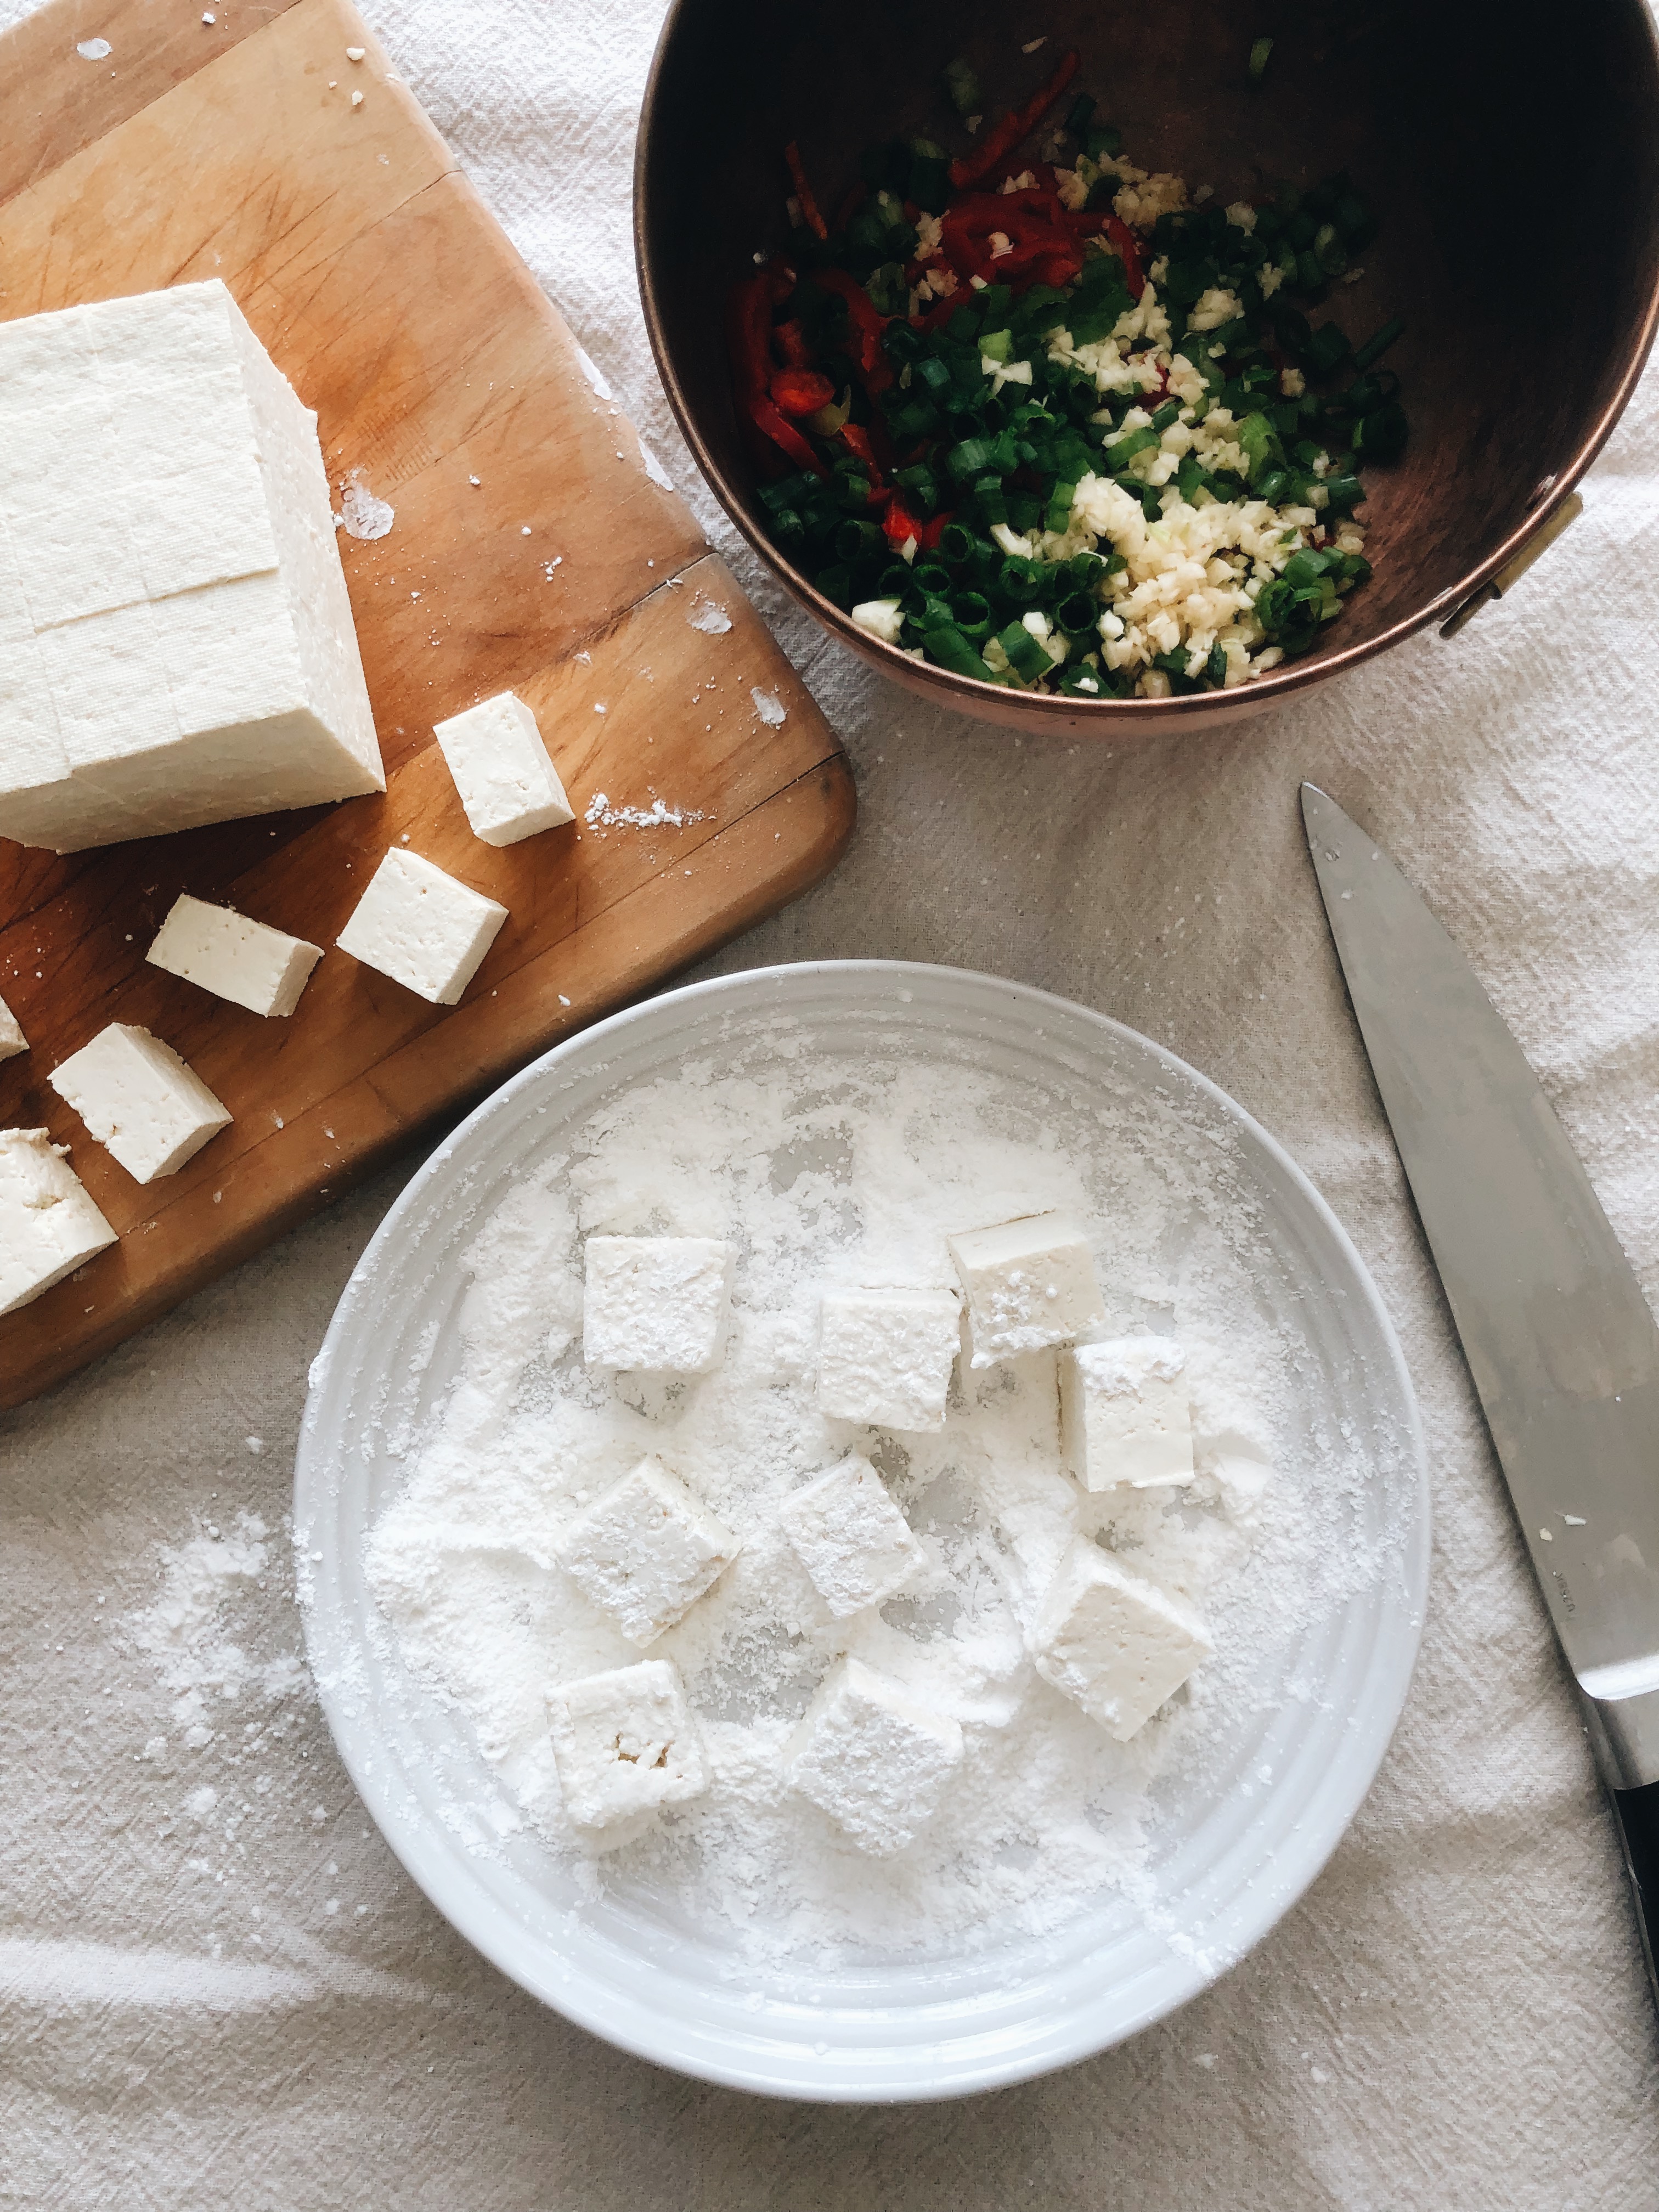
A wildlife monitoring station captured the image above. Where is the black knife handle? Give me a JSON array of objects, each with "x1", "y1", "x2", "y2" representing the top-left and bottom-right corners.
[{"x1": 1608, "y1": 1780, "x2": 1659, "y2": 2018}]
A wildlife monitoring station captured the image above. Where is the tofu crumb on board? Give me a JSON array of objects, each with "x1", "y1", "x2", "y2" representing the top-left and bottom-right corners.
[
  {"x1": 546, "y1": 1660, "x2": 707, "y2": 1839},
  {"x1": 334, "y1": 847, "x2": 509, "y2": 1006},
  {"x1": 48, "y1": 1022, "x2": 232, "y2": 1183},
  {"x1": 146, "y1": 893, "x2": 323, "y2": 1019},
  {"x1": 0, "y1": 1129, "x2": 117, "y2": 1317},
  {"x1": 432, "y1": 690, "x2": 574, "y2": 848},
  {"x1": 0, "y1": 281, "x2": 382, "y2": 852},
  {"x1": 0, "y1": 993, "x2": 27, "y2": 1062},
  {"x1": 552, "y1": 1457, "x2": 741, "y2": 1647}
]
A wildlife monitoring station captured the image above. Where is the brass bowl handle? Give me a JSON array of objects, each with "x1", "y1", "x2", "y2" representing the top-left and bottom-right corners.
[{"x1": 1440, "y1": 493, "x2": 1584, "y2": 639}]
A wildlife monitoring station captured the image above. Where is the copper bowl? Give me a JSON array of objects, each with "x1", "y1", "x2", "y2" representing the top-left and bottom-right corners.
[{"x1": 636, "y1": 0, "x2": 1659, "y2": 732}]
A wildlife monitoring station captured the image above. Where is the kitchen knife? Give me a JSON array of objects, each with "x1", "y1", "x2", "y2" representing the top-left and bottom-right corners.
[{"x1": 1301, "y1": 782, "x2": 1659, "y2": 2011}]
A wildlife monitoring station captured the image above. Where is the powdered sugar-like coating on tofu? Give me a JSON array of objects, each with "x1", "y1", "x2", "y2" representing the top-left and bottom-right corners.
[
  {"x1": 787, "y1": 1657, "x2": 964, "y2": 1855},
  {"x1": 1060, "y1": 1336, "x2": 1193, "y2": 1491},
  {"x1": 583, "y1": 1235, "x2": 733, "y2": 1374},
  {"x1": 553, "y1": 1458, "x2": 739, "y2": 1645},
  {"x1": 546, "y1": 1659, "x2": 707, "y2": 1837},
  {"x1": 778, "y1": 1453, "x2": 923, "y2": 1617},
  {"x1": 816, "y1": 1286, "x2": 961, "y2": 1431},
  {"x1": 948, "y1": 1211, "x2": 1106, "y2": 1367},
  {"x1": 1030, "y1": 1539, "x2": 1214, "y2": 1741}
]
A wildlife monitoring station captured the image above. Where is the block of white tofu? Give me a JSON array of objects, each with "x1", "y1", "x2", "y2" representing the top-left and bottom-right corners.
[
  {"x1": 1030, "y1": 1539, "x2": 1214, "y2": 1742},
  {"x1": 146, "y1": 893, "x2": 323, "y2": 1018},
  {"x1": 553, "y1": 1457, "x2": 740, "y2": 1646},
  {"x1": 546, "y1": 1659, "x2": 707, "y2": 1838},
  {"x1": 947, "y1": 1211, "x2": 1106, "y2": 1368},
  {"x1": 816, "y1": 1287, "x2": 960, "y2": 1431},
  {"x1": 48, "y1": 1023, "x2": 232, "y2": 1183},
  {"x1": 433, "y1": 690, "x2": 574, "y2": 848},
  {"x1": 1060, "y1": 1338, "x2": 1194, "y2": 1492},
  {"x1": 778, "y1": 1453, "x2": 923, "y2": 1618},
  {"x1": 582, "y1": 1235, "x2": 734, "y2": 1373},
  {"x1": 335, "y1": 847, "x2": 508, "y2": 1006},
  {"x1": 787, "y1": 1657, "x2": 964, "y2": 1856},
  {"x1": 0, "y1": 991, "x2": 26, "y2": 1061},
  {"x1": 0, "y1": 281, "x2": 383, "y2": 852},
  {"x1": 0, "y1": 1128, "x2": 118, "y2": 1316}
]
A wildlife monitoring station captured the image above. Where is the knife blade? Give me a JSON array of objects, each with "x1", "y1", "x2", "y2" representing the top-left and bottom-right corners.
[{"x1": 1301, "y1": 782, "x2": 1659, "y2": 2008}]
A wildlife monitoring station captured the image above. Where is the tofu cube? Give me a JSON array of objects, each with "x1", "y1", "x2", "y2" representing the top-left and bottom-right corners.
[
  {"x1": 778, "y1": 1452, "x2": 923, "y2": 1617},
  {"x1": 0, "y1": 992, "x2": 26, "y2": 1061},
  {"x1": 49, "y1": 1023, "x2": 232, "y2": 1183},
  {"x1": 947, "y1": 1212, "x2": 1105, "y2": 1368},
  {"x1": 553, "y1": 1457, "x2": 740, "y2": 1645},
  {"x1": 0, "y1": 1128, "x2": 118, "y2": 1316},
  {"x1": 816, "y1": 1287, "x2": 960, "y2": 1431},
  {"x1": 0, "y1": 281, "x2": 383, "y2": 853},
  {"x1": 146, "y1": 893, "x2": 323, "y2": 1018},
  {"x1": 1060, "y1": 1337, "x2": 1193, "y2": 1491},
  {"x1": 335, "y1": 847, "x2": 509, "y2": 1006},
  {"x1": 433, "y1": 690, "x2": 574, "y2": 848},
  {"x1": 787, "y1": 1657, "x2": 964, "y2": 1856},
  {"x1": 546, "y1": 1659, "x2": 707, "y2": 1837},
  {"x1": 1030, "y1": 1539, "x2": 1214, "y2": 1741},
  {"x1": 582, "y1": 1235, "x2": 733, "y2": 1374}
]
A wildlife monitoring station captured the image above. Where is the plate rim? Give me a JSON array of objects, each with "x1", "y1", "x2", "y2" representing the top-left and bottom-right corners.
[{"x1": 296, "y1": 956, "x2": 1431, "y2": 2100}]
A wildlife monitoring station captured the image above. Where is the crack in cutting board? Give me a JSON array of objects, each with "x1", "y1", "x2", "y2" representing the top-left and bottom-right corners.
[{"x1": 0, "y1": 0, "x2": 855, "y2": 1408}]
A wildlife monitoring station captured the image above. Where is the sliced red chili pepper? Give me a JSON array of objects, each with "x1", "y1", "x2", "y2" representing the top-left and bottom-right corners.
[
  {"x1": 727, "y1": 273, "x2": 775, "y2": 403},
  {"x1": 1102, "y1": 215, "x2": 1147, "y2": 300},
  {"x1": 882, "y1": 498, "x2": 930, "y2": 550},
  {"x1": 749, "y1": 393, "x2": 827, "y2": 476},
  {"x1": 785, "y1": 140, "x2": 828, "y2": 242},
  {"x1": 772, "y1": 318, "x2": 815, "y2": 370},
  {"x1": 770, "y1": 368, "x2": 836, "y2": 417},
  {"x1": 809, "y1": 267, "x2": 894, "y2": 393},
  {"x1": 911, "y1": 290, "x2": 964, "y2": 336},
  {"x1": 950, "y1": 48, "x2": 1080, "y2": 192},
  {"x1": 939, "y1": 189, "x2": 1082, "y2": 292},
  {"x1": 837, "y1": 420, "x2": 885, "y2": 483},
  {"x1": 916, "y1": 509, "x2": 956, "y2": 552}
]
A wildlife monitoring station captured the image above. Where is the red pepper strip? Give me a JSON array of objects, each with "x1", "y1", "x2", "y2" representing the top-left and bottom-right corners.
[
  {"x1": 727, "y1": 274, "x2": 775, "y2": 402},
  {"x1": 882, "y1": 498, "x2": 930, "y2": 550},
  {"x1": 837, "y1": 420, "x2": 885, "y2": 484},
  {"x1": 784, "y1": 140, "x2": 828, "y2": 241},
  {"x1": 917, "y1": 509, "x2": 956, "y2": 551},
  {"x1": 911, "y1": 290, "x2": 964, "y2": 335},
  {"x1": 939, "y1": 189, "x2": 1082, "y2": 291},
  {"x1": 1103, "y1": 215, "x2": 1147, "y2": 300},
  {"x1": 772, "y1": 317, "x2": 815, "y2": 370},
  {"x1": 949, "y1": 48, "x2": 1080, "y2": 191},
  {"x1": 809, "y1": 267, "x2": 894, "y2": 394},
  {"x1": 770, "y1": 368, "x2": 835, "y2": 416},
  {"x1": 750, "y1": 392, "x2": 827, "y2": 475}
]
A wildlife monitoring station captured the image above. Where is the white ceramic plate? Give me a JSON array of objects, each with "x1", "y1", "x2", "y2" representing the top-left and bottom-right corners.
[{"x1": 296, "y1": 961, "x2": 1428, "y2": 2101}]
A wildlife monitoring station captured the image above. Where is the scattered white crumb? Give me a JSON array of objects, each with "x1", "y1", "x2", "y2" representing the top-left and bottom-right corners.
[
  {"x1": 583, "y1": 792, "x2": 706, "y2": 831},
  {"x1": 1022, "y1": 36, "x2": 1047, "y2": 52},
  {"x1": 351, "y1": 88, "x2": 364, "y2": 106},
  {"x1": 346, "y1": 44, "x2": 365, "y2": 59},
  {"x1": 751, "y1": 687, "x2": 787, "y2": 726},
  {"x1": 335, "y1": 471, "x2": 394, "y2": 541},
  {"x1": 76, "y1": 36, "x2": 111, "y2": 57},
  {"x1": 687, "y1": 597, "x2": 732, "y2": 636}
]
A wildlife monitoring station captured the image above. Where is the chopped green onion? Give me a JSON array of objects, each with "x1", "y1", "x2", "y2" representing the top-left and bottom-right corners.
[
  {"x1": 937, "y1": 522, "x2": 978, "y2": 566},
  {"x1": 1352, "y1": 315, "x2": 1405, "y2": 371},
  {"x1": 816, "y1": 562, "x2": 853, "y2": 608},
  {"x1": 834, "y1": 518, "x2": 883, "y2": 561},
  {"x1": 997, "y1": 620, "x2": 1053, "y2": 682},
  {"x1": 1149, "y1": 400, "x2": 1182, "y2": 431},
  {"x1": 1085, "y1": 122, "x2": 1123, "y2": 161},
  {"x1": 1064, "y1": 93, "x2": 1096, "y2": 136},
  {"x1": 1205, "y1": 642, "x2": 1228, "y2": 684},
  {"x1": 1306, "y1": 322, "x2": 1351, "y2": 375},
  {"x1": 952, "y1": 591, "x2": 993, "y2": 640},
  {"x1": 923, "y1": 622, "x2": 994, "y2": 681},
  {"x1": 943, "y1": 57, "x2": 983, "y2": 119},
  {"x1": 1248, "y1": 36, "x2": 1273, "y2": 84}
]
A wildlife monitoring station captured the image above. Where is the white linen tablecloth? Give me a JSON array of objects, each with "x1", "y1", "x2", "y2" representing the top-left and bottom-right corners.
[{"x1": 3, "y1": 2, "x2": 1657, "y2": 2202}]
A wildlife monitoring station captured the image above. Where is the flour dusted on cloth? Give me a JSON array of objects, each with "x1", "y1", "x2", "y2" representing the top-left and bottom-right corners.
[{"x1": 364, "y1": 1048, "x2": 1369, "y2": 1965}]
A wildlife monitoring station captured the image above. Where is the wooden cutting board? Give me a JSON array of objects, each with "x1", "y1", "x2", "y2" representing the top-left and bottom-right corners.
[{"x1": 0, "y1": 0, "x2": 854, "y2": 1410}]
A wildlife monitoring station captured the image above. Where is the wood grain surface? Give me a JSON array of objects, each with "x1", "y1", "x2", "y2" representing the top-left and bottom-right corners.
[{"x1": 0, "y1": 0, "x2": 854, "y2": 1409}]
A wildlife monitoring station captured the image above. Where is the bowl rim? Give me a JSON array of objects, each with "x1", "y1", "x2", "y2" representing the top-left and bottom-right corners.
[
  {"x1": 633, "y1": 0, "x2": 1659, "y2": 725},
  {"x1": 296, "y1": 957, "x2": 1432, "y2": 2100}
]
